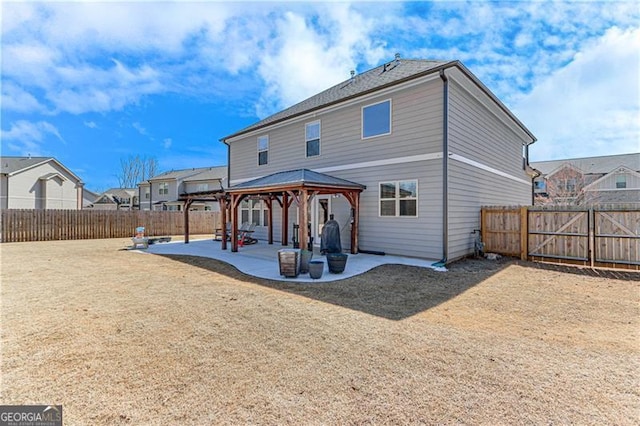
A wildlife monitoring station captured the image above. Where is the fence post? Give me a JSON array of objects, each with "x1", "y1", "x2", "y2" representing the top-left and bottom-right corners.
[
  {"x1": 589, "y1": 208, "x2": 595, "y2": 268},
  {"x1": 480, "y1": 207, "x2": 487, "y2": 250},
  {"x1": 520, "y1": 206, "x2": 528, "y2": 261}
]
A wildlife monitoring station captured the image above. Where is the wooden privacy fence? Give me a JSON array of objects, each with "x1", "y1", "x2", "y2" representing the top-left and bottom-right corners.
[
  {"x1": 481, "y1": 206, "x2": 640, "y2": 270},
  {"x1": 0, "y1": 209, "x2": 221, "y2": 243}
]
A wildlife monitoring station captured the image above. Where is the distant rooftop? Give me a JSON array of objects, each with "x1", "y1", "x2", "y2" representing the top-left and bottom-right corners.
[
  {"x1": 1, "y1": 156, "x2": 53, "y2": 174},
  {"x1": 141, "y1": 166, "x2": 227, "y2": 184},
  {"x1": 531, "y1": 153, "x2": 640, "y2": 175}
]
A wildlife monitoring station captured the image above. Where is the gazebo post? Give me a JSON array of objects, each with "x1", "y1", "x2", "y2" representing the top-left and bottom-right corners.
[
  {"x1": 219, "y1": 195, "x2": 228, "y2": 250},
  {"x1": 265, "y1": 196, "x2": 274, "y2": 244},
  {"x1": 352, "y1": 192, "x2": 360, "y2": 254},
  {"x1": 343, "y1": 191, "x2": 360, "y2": 254},
  {"x1": 184, "y1": 198, "x2": 194, "y2": 244},
  {"x1": 230, "y1": 193, "x2": 242, "y2": 252},
  {"x1": 282, "y1": 192, "x2": 289, "y2": 246},
  {"x1": 299, "y1": 189, "x2": 308, "y2": 251}
]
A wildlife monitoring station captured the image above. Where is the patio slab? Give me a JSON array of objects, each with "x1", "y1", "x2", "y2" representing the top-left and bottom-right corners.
[{"x1": 141, "y1": 238, "x2": 445, "y2": 282}]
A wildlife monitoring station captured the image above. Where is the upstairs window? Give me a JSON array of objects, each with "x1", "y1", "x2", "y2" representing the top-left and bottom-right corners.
[
  {"x1": 258, "y1": 135, "x2": 269, "y2": 166},
  {"x1": 534, "y1": 179, "x2": 546, "y2": 191},
  {"x1": 158, "y1": 182, "x2": 169, "y2": 195},
  {"x1": 379, "y1": 180, "x2": 417, "y2": 217},
  {"x1": 306, "y1": 121, "x2": 321, "y2": 157},
  {"x1": 362, "y1": 99, "x2": 391, "y2": 139},
  {"x1": 616, "y1": 175, "x2": 627, "y2": 189}
]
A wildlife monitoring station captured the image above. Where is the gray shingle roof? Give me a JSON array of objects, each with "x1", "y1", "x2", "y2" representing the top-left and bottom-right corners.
[
  {"x1": 222, "y1": 58, "x2": 451, "y2": 141},
  {"x1": 142, "y1": 166, "x2": 227, "y2": 184},
  {"x1": 183, "y1": 166, "x2": 227, "y2": 182},
  {"x1": 1, "y1": 156, "x2": 83, "y2": 183},
  {"x1": 1, "y1": 156, "x2": 54, "y2": 174},
  {"x1": 531, "y1": 153, "x2": 640, "y2": 175},
  {"x1": 228, "y1": 169, "x2": 366, "y2": 191}
]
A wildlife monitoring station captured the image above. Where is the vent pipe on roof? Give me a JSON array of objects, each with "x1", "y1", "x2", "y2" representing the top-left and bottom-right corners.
[
  {"x1": 395, "y1": 53, "x2": 401, "y2": 65},
  {"x1": 350, "y1": 70, "x2": 355, "y2": 81}
]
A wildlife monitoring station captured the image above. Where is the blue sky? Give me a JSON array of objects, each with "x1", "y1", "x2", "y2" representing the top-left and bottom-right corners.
[{"x1": 2, "y1": 1, "x2": 639, "y2": 191}]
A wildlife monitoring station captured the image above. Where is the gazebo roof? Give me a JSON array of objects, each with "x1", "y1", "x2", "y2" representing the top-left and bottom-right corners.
[{"x1": 227, "y1": 169, "x2": 366, "y2": 193}]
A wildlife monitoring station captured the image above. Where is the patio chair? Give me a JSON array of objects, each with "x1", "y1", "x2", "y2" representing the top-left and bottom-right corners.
[
  {"x1": 238, "y1": 223, "x2": 258, "y2": 246},
  {"x1": 222, "y1": 222, "x2": 251, "y2": 242},
  {"x1": 214, "y1": 222, "x2": 231, "y2": 241}
]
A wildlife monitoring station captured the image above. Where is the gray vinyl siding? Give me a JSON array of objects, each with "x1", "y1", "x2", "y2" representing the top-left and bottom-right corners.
[
  {"x1": 341, "y1": 162, "x2": 443, "y2": 259},
  {"x1": 229, "y1": 79, "x2": 443, "y2": 184},
  {"x1": 446, "y1": 70, "x2": 532, "y2": 261},
  {"x1": 242, "y1": 161, "x2": 443, "y2": 259},
  {"x1": 447, "y1": 161, "x2": 530, "y2": 261}
]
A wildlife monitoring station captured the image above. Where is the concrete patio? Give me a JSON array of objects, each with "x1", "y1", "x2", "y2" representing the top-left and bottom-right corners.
[{"x1": 141, "y1": 238, "x2": 444, "y2": 282}]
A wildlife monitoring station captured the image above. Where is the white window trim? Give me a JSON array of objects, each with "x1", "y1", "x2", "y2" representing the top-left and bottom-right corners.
[
  {"x1": 257, "y1": 135, "x2": 269, "y2": 166},
  {"x1": 305, "y1": 120, "x2": 321, "y2": 158},
  {"x1": 362, "y1": 99, "x2": 392, "y2": 140},
  {"x1": 158, "y1": 182, "x2": 169, "y2": 195},
  {"x1": 240, "y1": 199, "x2": 268, "y2": 226},
  {"x1": 378, "y1": 179, "x2": 418, "y2": 218}
]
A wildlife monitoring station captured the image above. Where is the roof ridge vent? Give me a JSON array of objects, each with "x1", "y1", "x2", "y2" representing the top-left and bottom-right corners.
[{"x1": 395, "y1": 52, "x2": 401, "y2": 65}]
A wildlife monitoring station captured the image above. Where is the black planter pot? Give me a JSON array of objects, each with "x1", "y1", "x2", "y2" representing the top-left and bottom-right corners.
[
  {"x1": 308, "y1": 261, "x2": 324, "y2": 279},
  {"x1": 326, "y1": 253, "x2": 348, "y2": 274}
]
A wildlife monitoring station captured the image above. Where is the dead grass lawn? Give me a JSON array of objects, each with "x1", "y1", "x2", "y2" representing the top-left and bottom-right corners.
[{"x1": 1, "y1": 237, "x2": 639, "y2": 424}]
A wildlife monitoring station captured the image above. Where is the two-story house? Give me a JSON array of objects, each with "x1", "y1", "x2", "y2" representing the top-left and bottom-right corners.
[
  {"x1": 138, "y1": 166, "x2": 227, "y2": 211},
  {"x1": 531, "y1": 153, "x2": 640, "y2": 206},
  {"x1": 88, "y1": 188, "x2": 139, "y2": 210},
  {"x1": 0, "y1": 156, "x2": 84, "y2": 210},
  {"x1": 221, "y1": 56, "x2": 537, "y2": 262}
]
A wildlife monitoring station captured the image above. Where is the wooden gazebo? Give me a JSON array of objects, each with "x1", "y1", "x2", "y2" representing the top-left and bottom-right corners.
[
  {"x1": 178, "y1": 188, "x2": 226, "y2": 244},
  {"x1": 224, "y1": 169, "x2": 366, "y2": 253}
]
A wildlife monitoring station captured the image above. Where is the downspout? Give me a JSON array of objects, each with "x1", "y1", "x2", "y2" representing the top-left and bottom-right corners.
[
  {"x1": 526, "y1": 144, "x2": 534, "y2": 205},
  {"x1": 149, "y1": 182, "x2": 153, "y2": 211},
  {"x1": 224, "y1": 139, "x2": 231, "y2": 188},
  {"x1": 434, "y1": 69, "x2": 449, "y2": 267}
]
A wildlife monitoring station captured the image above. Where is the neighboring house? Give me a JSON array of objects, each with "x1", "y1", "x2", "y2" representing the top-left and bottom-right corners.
[
  {"x1": 0, "y1": 156, "x2": 84, "y2": 210},
  {"x1": 531, "y1": 153, "x2": 640, "y2": 207},
  {"x1": 88, "y1": 188, "x2": 139, "y2": 210},
  {"x1": 221, "y1": 55, "x2": 537, "y2": 262},
  {"x1": 138, "y1": 166, "x2": 227, "y2": 211},
  {"x1": 82, "y1": 188, "x2": 100, "y2": 209}
]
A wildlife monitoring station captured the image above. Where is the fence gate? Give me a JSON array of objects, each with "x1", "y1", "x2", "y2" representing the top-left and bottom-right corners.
[
  {"x1": 594, "y1": 210, "x2": 640, "y2": 266},
  {"x1": 528, "y1": 209, "x2": 590, "y2": 262}
]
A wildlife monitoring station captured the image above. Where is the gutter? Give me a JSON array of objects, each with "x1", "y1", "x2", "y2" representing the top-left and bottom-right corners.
[{"x1": 434, "y1": 69, "x2": 449, "y2": 267}]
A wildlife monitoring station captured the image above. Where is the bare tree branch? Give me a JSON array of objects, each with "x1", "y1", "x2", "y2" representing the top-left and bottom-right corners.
[{"x1": 117, "y1": 155, "x2": 159, "y2": 188}]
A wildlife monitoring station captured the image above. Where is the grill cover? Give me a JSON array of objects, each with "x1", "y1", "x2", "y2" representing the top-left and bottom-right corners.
[{"x1": 320, "y1": 218, "x2": 342, "y2": 254}]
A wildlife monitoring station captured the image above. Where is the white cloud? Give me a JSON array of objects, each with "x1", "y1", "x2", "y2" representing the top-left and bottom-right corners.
[
  {"x1": 132, "y1": 122, "x2": 149, "y2": 137},
  {"x1": 1, "y1": 82, "x2": 46, "y2": 113},
  {"x1": 1, "y1": 120, "x2": 65, "y2": 155},
  {"x1": 163, "y1": 138, "x2": 172, "y2": 149},
  {"x1": 516, "y1": 27, "x2": 640, "y2": 161},
  {"x1": 255, "y1": 4, "x2": 385, "y2": 117},
  {"x1": 84, "y1": 121, "x2": 97, "y2": 129}
]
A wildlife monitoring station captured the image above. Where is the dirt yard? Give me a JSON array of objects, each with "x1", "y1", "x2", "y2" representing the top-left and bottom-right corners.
[{"x1": 1, "y1": 237, "x2": 638, "y2": 424}]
